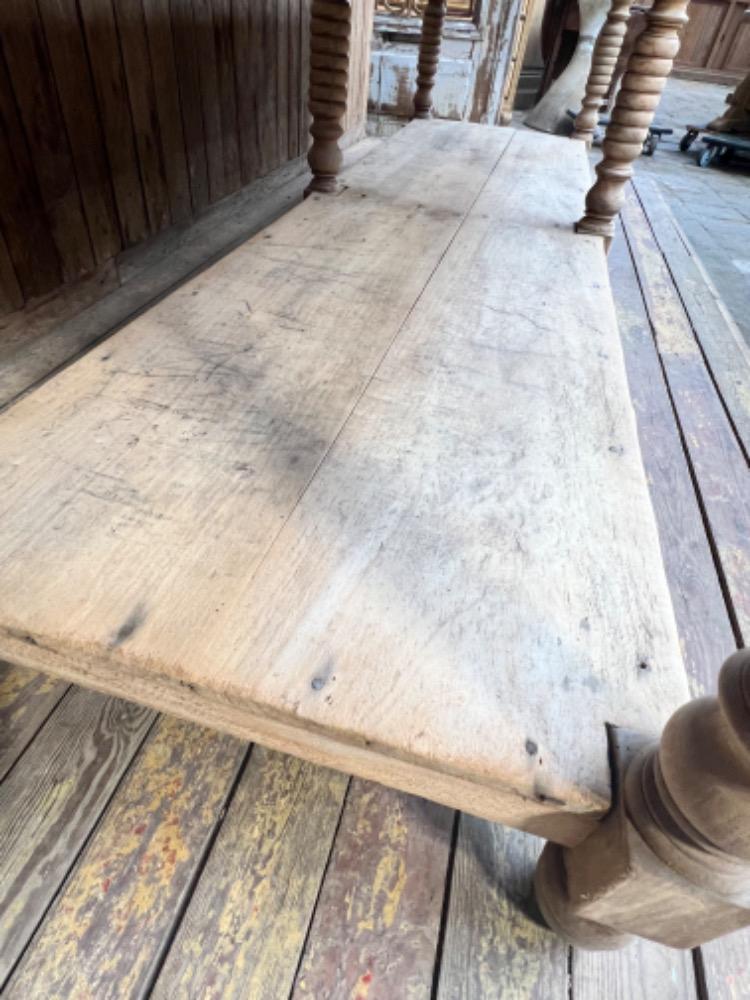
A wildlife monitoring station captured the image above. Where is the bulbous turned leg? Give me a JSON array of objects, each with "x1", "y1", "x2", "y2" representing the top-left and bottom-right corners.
[
  {"x1": 576, "y1": 0, "x2": 690, "y2": 243},
  {"x1": 534, "y1": 650, "x2": 750, "y2": 951},
  {"x1": 413, "y1": 0, "x2": 447, "y2": 119},
  {"x1": 306, "y1": 0, "x2": 352, "y2": 196},
  {"x1": 571, "y1": 0, "x2": 632, "y2": 147}
]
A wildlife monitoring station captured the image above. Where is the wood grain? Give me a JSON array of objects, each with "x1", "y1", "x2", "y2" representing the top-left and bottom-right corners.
[
  {"x1": 0, "y1": 0, "x2": 94, "y2": 280},
  {"x1": 114, "y1": 0, "x2": 171, "y2": 234},
  {"x1": 0, "y1": 230, "x2": 22, "y2": 315},
  {"x1": 171, "y1": 0, "x2": 211, "y2": 214},
  {"x1": 150, "y1": 747, "x2": 348, "y2": 1000},
  {"x1": 292, "y1": 781, "x2": 453, "y2": 999},
  {"x1": 4, "y1": 715, "x2": 245, "y2": 999},
  {"x1": 572, "y1": 941, "x2": 698, "y2": 999},
  {"x1": 608, "y1": 223, "x2": 736, "y2": 696},
  {"x1": 213, "y1": 0, "x2": 242, "y2": 195},
  {"x1": 436, "y1": 819, "x2": 568, "y2": 999},
  {"x1": 0, "y1": 123, "x2": 688, "y2": 846},
  {"x1": 0, "y1": 49, "x2": 62, "y2": 301},
  {"x1": 0, "y1": 662, "x2": 67, "y2": 782},
  {"x1": 632, "y1": 176, "x2": 750, "y2": 462},
  {"x1": 143, "y1": 0, "x2": 194, "y2": 224},
  {"x1": 0, "y1": 689, "x2": 153, "y2": 986},
  {"x1": 78, "y1": 0, "x2": 150, "y2": 247},
  {"x1": 621, "y1": 190, "x2": 750, "y2": 645}
]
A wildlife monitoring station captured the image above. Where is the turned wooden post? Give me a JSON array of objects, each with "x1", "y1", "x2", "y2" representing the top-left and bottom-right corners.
[
  {"x1": 414, "y1": 0, "x2": 447, "y2": 119},
  {"x1": 576, "y1": 0, "x2": 690, "y2": 242},
  {"x1": 306, "y1": 0, "x2": 352, "y2": 195},
  {"x1": 535, "y1": 650, "x2": 750, "y2": 950},
  {"x1": 572, "y1": 0, "x2": 632, "y2": 146}
]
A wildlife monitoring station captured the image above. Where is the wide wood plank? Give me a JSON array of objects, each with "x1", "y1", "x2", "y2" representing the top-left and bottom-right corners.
[
  {"x1": 0, "y1": 124, "x2": 688, "y2": 846},
  {"x1": 0, "y1": 690, "x2": 153, "y2": 986},
  {"x1": 171, "y1": 0, "x2": 211, "y2": 213},
  {"x1": 292, "y1": 781, "x2": 453, "y2": 999},
  {"x1": 151, "y1": 747, "x2": 348, "y2": 999},
  {"x1": 3, "y1": 716, "x2": 244, "y2": 999},
  {"x1": 572, "y1": 943, "x2": 697, "y2": 1000},
  {"x1": 436, "y1": 820, "x2": 568, "y2": 999}
]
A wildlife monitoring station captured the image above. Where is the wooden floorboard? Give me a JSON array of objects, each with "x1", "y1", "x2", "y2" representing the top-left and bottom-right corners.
[{"x1": 0, "y1": 170, "x2": 747, "y2": 998}]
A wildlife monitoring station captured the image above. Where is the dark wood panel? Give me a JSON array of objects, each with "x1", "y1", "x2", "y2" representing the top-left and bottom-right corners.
[
  {"x1": 0, "y1": 50, "x2": 62, "y2": 298},
  {"x1": 143, "y1": 0, "x2": 194, "y2": 224},
  {"x1": 0, "y1": 0, "x2": 94, "y2": 281},
  {"x1": 194, "y1": 0, "x2": 227, "y2": 203},
  {"x1": 233, "y1": 0, "x2": 263, "y2": 183},
  {"x1": 36, "y1": 0, "x2": 122, "y2": 265},
  {"x1": 214, "y1": 0, "x2": 242, "y2": 194},
  {"x1": 0, "y1": 231, "x2": 22, "y2": 315},
  {"x1": 0, "y1": 663, "x2": 68, "y2": 782},
  {"x1": 78, "y1": 0, "x2": 150, "y2": 246},
  {"x1": 171, "y1": 0, "x2": 211, "y2": 213},
  {"x1": 114, "y1": 0, "x2": 171, "y2": 234}
]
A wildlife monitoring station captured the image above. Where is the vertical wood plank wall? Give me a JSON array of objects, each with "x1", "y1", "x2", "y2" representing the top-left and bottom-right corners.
[{"x1": 0, "y1": 0, "x2": 372, "y2": 319}]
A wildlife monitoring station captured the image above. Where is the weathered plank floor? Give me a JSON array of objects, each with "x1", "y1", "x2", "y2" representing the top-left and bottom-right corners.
[{"x1": 0, "y1": 174, "x2": 748, "y2": 999}]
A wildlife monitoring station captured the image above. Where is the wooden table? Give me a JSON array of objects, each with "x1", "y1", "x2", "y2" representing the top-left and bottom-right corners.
[{"x1": 0, "y1": 122, "x2": 688, "y2": 855}]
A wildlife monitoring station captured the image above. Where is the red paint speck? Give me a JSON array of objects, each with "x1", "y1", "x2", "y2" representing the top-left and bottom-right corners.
[
  {"x1": 133, "y1": 823, "x2": 146, "y2": 835},
  {"x1": 101, "y1": 878, "x2": 112, "y2": 893},
  {"x1": 362, "y1": 972, "x2": 372, "y2": 984}
]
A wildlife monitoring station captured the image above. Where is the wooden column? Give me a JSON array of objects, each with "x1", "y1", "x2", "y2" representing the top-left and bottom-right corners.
[
  {"x1": 576, "y1": 0, "x2": 690, "y2": 241},
  {"x1": 413, "y1": 0, "x2": 447, "y2": 119},
  {"x1": 306, "y1": 0, "x2": 353, "y2": 195},
  {"x1": 571, "y1": 0, "x2": 633, "y2": 146},
  {"x1": 535, "y1": 649, "x2": 750, "y2": 950}
]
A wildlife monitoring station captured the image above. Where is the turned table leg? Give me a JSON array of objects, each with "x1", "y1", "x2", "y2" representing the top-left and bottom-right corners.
[
  {"x1": 576, "y1": 0, "x2": 690, "y2": 243},
  {"x1": 413, "y1": 0, "x2": 447, "y2": 119},
  {"x1": 306, "y1": 0, "x2": 352, "y2": 195},
  {"x1": 535, "y1": 649, "x2": 750, "y2": 950},
  {"x1": 571, "y1": 0, "x2": 632, "y2": 146}
]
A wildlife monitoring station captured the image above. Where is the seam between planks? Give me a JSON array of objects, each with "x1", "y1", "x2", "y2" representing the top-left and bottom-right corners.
[
  {"x1": 429, "y1": 810, "x2": 461, "y2": 1000},
  {"x1": 186, "y1": 127, "x2": 521, "y2": 649},
  {"x1": 138, "y1": 741, "x2": 255, "y2": 1000},
  {"x1": 0, "y1": 707, "x2": 160, "y2": 992},
  {"x1": 620, "y1": 207, "x2": 746, "y2": 650},
  {"x1": 631, "y1": 179, "x2": 750, "y2": 469}
]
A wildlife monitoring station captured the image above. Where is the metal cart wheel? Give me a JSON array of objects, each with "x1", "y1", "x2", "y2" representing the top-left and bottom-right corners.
[
  {"x1": 642, "y1": 134, "x2": 657, "y2": 156},
  {"x1": 680, "y1": 129, "x2": 699, "y2": 152},
  {"x1": 698, "y1": 145, "x2": 718, "y2": 168}
]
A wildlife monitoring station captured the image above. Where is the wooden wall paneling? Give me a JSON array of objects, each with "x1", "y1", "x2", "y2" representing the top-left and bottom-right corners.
[
  {"x1": 0, "y1": 690, "x2": 154, "y2": 988},
  {"x1": 0, "y1": 0, "x2": 94, "y2": 281},
  {"x1": 213, "y1": 0, "x2": 242, "y2": 195},
  {"x1": 674, "y1": 0, "x2": 727, "y2": 68},
  {"x1": 436, "y1": 820, "x2": 568, "y2": 999},
  {"x1": 260, "y1": 0, "x2": 280, "y2": 174},
  {"x1": 287, "y1": 0, "x2": 302, "y2": 159},
  {"x1": 77, "y1": 0, "x2": 150, "y2": 246},
  {"x1": 300, "y1": 0, "x2": 311, "y2": 157},
  {"x1": 0, "y1": 229, "x2": 23, "y2": 315},
  {"x1": 113, "y1": 0, "x2": 171, "y2": 233},
  {"x1": 0, "y1": 47, "x2": 63, "y2": 298},
  {"x1": 150, "y1": 748, "x2": 349, "y2": 999},
  {"x1": 36, "y1": 0, "x2": 122, "y2": 265},
  {"x1": 277, "y1": 0, "x2": 290, "y2": 165},
  {"x1": 291, "y1": 782, "x2": 453, "y2": 999},
  {"x1": 4, "y1": 717, "x2": 246, "y2": 999},
  {"x1": 192, "y1": 0, "x2": 227, "y2": 203},
  {"x1": 0, "y1": 664, "x2": 68, "y2": 782},
  {"x1": 171, "y1": 0, "x2": 211, "y2": 213},
  {"x1": 142, "y1": 0, "x2": 194, "y2": 224},
  {"x1": 233, "y1": 0, "x2": 262, "y2": 184}
]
